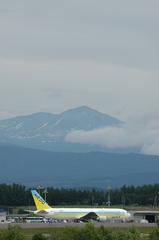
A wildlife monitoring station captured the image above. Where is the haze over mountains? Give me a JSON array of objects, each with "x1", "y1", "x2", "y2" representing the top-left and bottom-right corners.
[
  {"x1": 0, "y1": 106, "x2": 158, "y2": 189},
  {"x1": 0, "y1": 146, "x2": 159, "y2": 189},
  {"x1": 0, "y1": 106, "x2": 139, "y2": 153}
]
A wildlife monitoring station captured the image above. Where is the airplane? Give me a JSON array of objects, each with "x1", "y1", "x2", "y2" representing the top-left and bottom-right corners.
[{"x1": 30, "y1": 190, "x2": 131, "y2": 222}]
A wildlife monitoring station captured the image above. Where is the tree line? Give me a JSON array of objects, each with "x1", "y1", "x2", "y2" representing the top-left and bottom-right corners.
[{"x1": 0, "y1": 183, "x2": 159, "y2": 208}]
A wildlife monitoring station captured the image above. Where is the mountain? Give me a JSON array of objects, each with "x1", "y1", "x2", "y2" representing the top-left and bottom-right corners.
[
  {"x1": 0, "y1": 106, "x2": 134, "y2": 153},
  {"x1": 0, "y1": 145, "x2": 158, "y2": 189},
  {"x1": 1, "y1": 107, "x2": 158, "y2": 190}
]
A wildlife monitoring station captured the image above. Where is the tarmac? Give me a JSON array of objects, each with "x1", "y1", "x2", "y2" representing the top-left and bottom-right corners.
[{"x1": 0, "y1": 221, "x2": 157, "y2": 229}]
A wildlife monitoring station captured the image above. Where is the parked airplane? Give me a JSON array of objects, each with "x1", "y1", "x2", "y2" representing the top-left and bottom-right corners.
[{"x1": 30, "y1": 190, "x2": 131, "y2": 222}]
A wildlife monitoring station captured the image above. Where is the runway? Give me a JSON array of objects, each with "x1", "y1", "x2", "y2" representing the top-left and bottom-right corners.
[{"x1": 0, "y1": 221, "x2": 157, "y2": 229}]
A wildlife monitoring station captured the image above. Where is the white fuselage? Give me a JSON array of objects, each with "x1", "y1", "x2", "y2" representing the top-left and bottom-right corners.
[{"x1": 35, "y1": 207, "x2": 131, "y2": 221}]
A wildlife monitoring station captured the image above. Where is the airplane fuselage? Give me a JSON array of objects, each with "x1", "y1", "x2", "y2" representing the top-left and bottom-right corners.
[{"x1": 34, "y1": 207, "x2": 130, "y2": 222}]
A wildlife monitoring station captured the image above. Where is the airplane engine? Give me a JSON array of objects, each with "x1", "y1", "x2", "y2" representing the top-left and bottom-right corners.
[{"x1": 97, "y1": 216, "x2": 107, "y2": 222}]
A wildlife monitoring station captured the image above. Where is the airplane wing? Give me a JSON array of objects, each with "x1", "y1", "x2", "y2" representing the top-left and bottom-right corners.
[
  {"x1": 79, "y1": 212, "x2": 98, "y2": 222},
  {"x1": 37, "y1": 210, "x2": 49, "y2": 215},
  {"x1": 24, "y1": 210, "x2": 35, "y2": 213},
  {"x1": 24, "y1": 209, "x2": 49, "y2": 215}
]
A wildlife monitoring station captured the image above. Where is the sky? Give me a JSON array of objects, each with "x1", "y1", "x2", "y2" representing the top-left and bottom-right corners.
[{"x1": 0, "y1": 1, "x2": 159, "y2": 155}]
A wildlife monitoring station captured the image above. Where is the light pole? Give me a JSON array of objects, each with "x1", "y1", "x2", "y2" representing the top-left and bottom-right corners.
[
  {"x1": 43, "y1": 189, "x2": 48, "y2": 202},
  {"x1": 107, "y1": 186, "x2": 111, "y2": 208},
  {"x1": 37, "y1": 186, "x2": 43, "y2": 195}
]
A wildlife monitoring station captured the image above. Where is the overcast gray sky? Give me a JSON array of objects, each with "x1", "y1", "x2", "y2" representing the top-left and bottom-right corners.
[{"x1": 0, "y1": 1, "x2": 159, "y2": 155}]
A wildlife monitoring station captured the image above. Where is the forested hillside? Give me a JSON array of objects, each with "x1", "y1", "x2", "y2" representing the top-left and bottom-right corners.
[{"x1": 1, "y1": 146, "x2": 159, "y2": 188}]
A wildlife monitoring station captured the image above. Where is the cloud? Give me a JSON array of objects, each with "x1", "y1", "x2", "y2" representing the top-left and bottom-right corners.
[
  {"x1": 65, "y1": 117, "x2": 159, "y2": 155},
  {"x1": 47, "y1": 89, "x2": 63, "y2": 99}
]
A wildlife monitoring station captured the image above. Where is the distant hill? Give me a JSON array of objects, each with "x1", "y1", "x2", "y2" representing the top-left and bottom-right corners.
[
  {"x1": 0, "y1": 145, "x2": 158, "y2": 189},
  {"x1": 0, "y1": 106, "x2": 140, "y2": 153}
]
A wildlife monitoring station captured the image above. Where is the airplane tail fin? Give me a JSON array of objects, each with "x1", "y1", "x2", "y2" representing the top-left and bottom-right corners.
[{"x1": 31, "y1": 190, "x2": 51, "y2": 210}]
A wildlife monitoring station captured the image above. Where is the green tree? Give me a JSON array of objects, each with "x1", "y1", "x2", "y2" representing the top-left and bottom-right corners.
[
  {"x1": 117, "y1": 230, "x2": 133, "y2": 240},
  {"x1": 0, "y1": 228, "x2": 7, "y2": 240},
  {"x1": 128, "y1": 225, "x2": 141, "y2": 240},
  {"x1": 98, "y1": 225, "x2": 115, "y2": 240},
  {"x1": 79, "y1": 221, "x2": 103, "y2": 240},
  {"x1": 52, "y1": 225, "x2": 79, "y2": 240},
  {"x1": 32, "y1": 232, "x2": 47, "y2": 240},
  {"x1": 0, "y1": 224, "x2": 26, "y2": 240},
  {"x1": 149, "y1": 228, "x2": 159, "y2": 240}
]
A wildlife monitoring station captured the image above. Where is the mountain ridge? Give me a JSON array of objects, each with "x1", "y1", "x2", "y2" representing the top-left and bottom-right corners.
[
  {"x1": 0, "y1": 145, "x2": 158, "y2": 189},
  {"x1": 0, "y1": 106, "x2": 128, "y2": 153}
]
